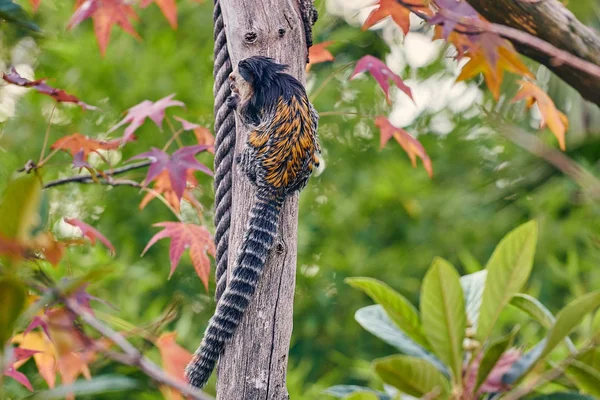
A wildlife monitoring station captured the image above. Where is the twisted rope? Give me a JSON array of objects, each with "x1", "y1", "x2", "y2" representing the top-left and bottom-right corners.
[{"x1": 212, "y1": 0, "x2": 236, "y2": 302}]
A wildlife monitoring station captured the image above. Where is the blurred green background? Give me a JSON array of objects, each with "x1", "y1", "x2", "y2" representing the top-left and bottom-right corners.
[{"x1": 1, "y1": 0, "x2": 599, "y2": 398}]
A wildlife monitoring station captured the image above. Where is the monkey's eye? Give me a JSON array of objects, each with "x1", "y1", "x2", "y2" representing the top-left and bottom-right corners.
[{"x1": 229, "y1": 75, "x2": 236, "y2": 81}]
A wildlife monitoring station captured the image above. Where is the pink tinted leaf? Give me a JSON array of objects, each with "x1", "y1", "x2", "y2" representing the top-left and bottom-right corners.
[
  {"x1": 109, "y1": 94, "x2": 184, "y2": 141},
  {"x1": 25, "y1": 316, "x2": 51, "y2": 339},
  {"x1": 173, "y1": 116, "x2": 200, "y2": 131},
  {"x1": 4, "y1": 367, "x2": 33, "y2": 391},
  {"x1": 64, "y1": 218, "x2": 116, "y2": 255},
  {"x1": 130, "y1": 147, "x2": 170, "y2": 184},
  {"x1": 2, "y1": 68, "x2": 97, "y2": 110},
  {"x1": 349, "y1": 55, "x2": 412, "y2": 104}
]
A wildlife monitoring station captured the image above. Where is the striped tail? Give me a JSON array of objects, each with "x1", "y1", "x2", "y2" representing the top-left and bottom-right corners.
[{"x1": 185, "y1": 191, "x2": 284, "y2": 388}]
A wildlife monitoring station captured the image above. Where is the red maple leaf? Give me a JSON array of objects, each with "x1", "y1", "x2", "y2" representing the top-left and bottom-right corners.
[
  {"x1": 64, "y1": 218, "x2": 116, "y2": 255},
  {"x1": 307, "y1": 41, "x2": 335, "y2": 71},
  {"x1": 173, "y1": 116, "x2": 200, "y2": 131},
  {"x1": 375, "y1": 116, "x2": 433, "y2": 177},
  {"x1": 141, "y1": 0, "x2": 177, "y2": 29},
  {"x1": 3, "y1": 347, "x2": 40, "y2": 391},
  {"x1": 68, "y1": 0, "x2": 141, "y2": 56},
  {"x1": 2, "y1": 68, "x2": 96, "y2": 110},
  {"x1": 131, "y1": 145, "x2": 212, "y2": 201},
  {"x1": 142, "y1": 222, "x2": 215, "y2": 289},
  {"x1": 51, "y1": 133, "x2": 121, "y2": 168},
  {"x1": 349, "y1": 55, "x2": 413, "y2": 104},
  {"x1": 139, "y1": 170, "x2": 202, "y2": 213},
  {"x1": 109, "y1": 94, "x2": 184, "y2": 142},
  {"x1": 30, "y1": 0, "x2": 41, "y2": 12}
]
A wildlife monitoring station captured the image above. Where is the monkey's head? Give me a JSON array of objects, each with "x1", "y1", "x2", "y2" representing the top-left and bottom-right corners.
[{"x1": 229, "y1": 56, "x2": 288, "y2": 103}]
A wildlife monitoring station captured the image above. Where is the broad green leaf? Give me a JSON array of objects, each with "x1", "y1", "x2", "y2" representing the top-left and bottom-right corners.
[
  {"x1": 461, "y1": 270, "x2": 487, "y2": 329},
  {"x1": 541, "y1": 290, "x2": 600, "y2": 359},
  {"x1": 510, "y1": 293, "x2": 576, "y2": 353},
  {"x1": 0, "y1": 277, "x2": 27, "y2": 345},
  {"x1": 27, "y1": 376, "x2": 138, "y2": 399},
  {"x1": 324, "y1": 386, "x2": 391, "y2": 400},
  {"x1": 373, "y1": 355, "x2": 449, "y2": 397},
  {"x1": 477, "y1": 220, "x2": 538, "y2": 342},
  {"x1": 420, "y1": 257, "x2": 465, "y2": 382},
  {"x1": 510, "y1": 294, "x2": 554, "y2": 328},
  {"x1": 0, "y1": 0, "x2": 40, "y2": 31},
  {"x1": 566, "y1": 360, "x2": 600, "y2": 397},
  {"x1": 346, "y1": 277, "x2": 428, "y2": 348},
  {"x1": 355, "y1": 305, "x2": 449, "y2": 376},
  {"x1": 0, "y1": 174, "x2": 43, "y2": 241},
  {"x1": 475, "y1": 327, "x2": 518, "y2": 391}
]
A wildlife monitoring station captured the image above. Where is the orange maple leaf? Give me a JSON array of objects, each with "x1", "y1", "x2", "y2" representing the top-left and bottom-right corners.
[
  {"x1": 457, "y1": 40, "x2": 533, "y2": 100},
  {"x1": 362, "y1": 0, "x2": 430, "y2": 34},
  {"x1": 156, "y1": 332, "x2": 192, "y2": 400},
  {"x1": 142, "y1": 222, "x2": 215, "y2": 290},
  {"x1": 69, "y1": 0, "x2": 141, "y2": 56},
  {"x1": 512, "y1": 80, "x2": 568, "y2": 150},
  {"x1": 13, "y1": 331, "x2": 57, "y2": 388},
  {"x1": 140, "y1": 170, "x2": 201, "y2": 213},
  {"x1": 51, "y1": 133, "x2": 120, "y2": 163},
  {"x1": 375, "y1": 116, "x2": 433, "y2": 177},
  {"x1": 193, "y1": 127, "x2": 215, "y2": 154},
  {"x1": 307, "y1": 41, "x2": 335, "y2": 71},
  {"x1": 141, "y1": 0, "x2": 177, "y2": 29}
]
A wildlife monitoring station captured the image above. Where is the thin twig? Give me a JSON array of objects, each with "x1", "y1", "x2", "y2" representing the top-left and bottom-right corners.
[
  {"x1": 63, "y1": 299, "x2": 214, "y2": 400},
  {"x1": 43, "y1": 161, "x2": 151, "y2": 189}
]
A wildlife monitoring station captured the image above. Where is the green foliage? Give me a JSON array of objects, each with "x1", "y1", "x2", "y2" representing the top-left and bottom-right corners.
[
  {"x1": 420, "y1": 258, "x2": 465, "y2": 383},
  {"x1": 0, "y1": 277, "x2": 26, "y2": 345},
  {"x1": 331, "y1": 221, "x2": 600, "y2": 399}
]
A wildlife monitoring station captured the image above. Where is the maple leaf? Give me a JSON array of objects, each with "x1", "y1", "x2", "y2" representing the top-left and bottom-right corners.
[
  {"x1": 109, "y1": 94, "x2": 184, "y2": 142},
  {"x1": 29, "y1": 0, "x2": 41, "y2": 12},
  {"x1": 0, "y1": 233, "x2": 25, "y2": 260},
  {"x1": 512, "y1": 80, "x2": 568, "y2": 150},
  {"x1": 68, "y1": 0, "x2": 141, "y2": 56},
  {"x1": 2, "y1": 68, "x2": 97, "y2": 110},
  {"x1": 155, "y1": 332, "x2": 192, "y2": 400},
  {"x1": 193, "y1": 127, "x2": 215, "y2": 154},
  {"x1": 32, "y1": 232, "x2": 66, "y2": 266},
  {"x1": 350, "y1": 55, "x2": 413, "y2": 105},
  {"x1": 51, "y1": 133, "x2": 121, "y2": 168},
  {"x1": 429, "y1": 0, "x2": 479, "y2": 38},
  {"x1": 131, "y1": 145, "x2": 212, "y2": 201},
  {"x1": 375, "y1": 116, "x2": 433, "y2": 177},
  {"x1": 141, "y1": 0, "x2": 177, "y2": 29},
  {"x1": 457, "y1": 38, "x2": 533, "y2": 100},
  {"x1": 362, "y1": 0, "x2": 430, "y2": 34},
  {"x1": 64, "y1": 217, "x2": 116, "y2": 255},
  {"x1": 3, "y1": 346, "x2": 39, "y2": 391},
  {"x1": 307, "y1": 41, "x2": 335, "y2": 71},
  {"x1": 142, "y1": 222, "x2": 215, "y2": 289},
  {"x1": 139, "y1": 170, "x2": 201, "y2": 213},
  {"x1": 173, "y1": 116, "x2": 200, "y2": 131},
  {"x1": 13, "y1": 331, "x2": 57, "y2": 388}
]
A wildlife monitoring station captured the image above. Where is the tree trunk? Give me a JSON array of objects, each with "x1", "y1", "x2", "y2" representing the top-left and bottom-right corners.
[
  {"x1": 216, "y1": 1, "x2": 309, "y2": 399},
  {"x1": 465, "y1": 0, "x2": 600, "y2": 107}
]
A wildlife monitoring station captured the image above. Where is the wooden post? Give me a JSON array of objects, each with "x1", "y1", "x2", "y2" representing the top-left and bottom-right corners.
[{"x1": 217, "y1": 1, "x2": 309, "y2": 399}]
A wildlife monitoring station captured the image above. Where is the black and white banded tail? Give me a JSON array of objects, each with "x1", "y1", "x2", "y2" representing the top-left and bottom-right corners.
[{"x1": 185, "y1": 191, "x2": 284, "y2": 388}]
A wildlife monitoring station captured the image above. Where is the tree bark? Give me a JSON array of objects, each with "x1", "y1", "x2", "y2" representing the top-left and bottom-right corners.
[
  {"x1": 464, "y1": 0, "x2": 600, "y2": 107},
  {"x1": 217, "y1": 1, "x2": 309, "y2": 399}
]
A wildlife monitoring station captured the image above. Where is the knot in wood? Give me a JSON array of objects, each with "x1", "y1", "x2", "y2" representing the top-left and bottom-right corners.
[
  {"x1": 244, "y1": 31, "x2": 258, "y2": 44},
  {"x1": 275, "y1": 240, "x2": 285, "y2": 254},
  {"x1": 278, "y1": 28, "x2": 286, "y2": 37}
]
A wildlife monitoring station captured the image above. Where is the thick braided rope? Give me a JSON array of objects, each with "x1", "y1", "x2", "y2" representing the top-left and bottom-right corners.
[{"x1": 212, "y1": 0, "x2": 236, "y2": 302}]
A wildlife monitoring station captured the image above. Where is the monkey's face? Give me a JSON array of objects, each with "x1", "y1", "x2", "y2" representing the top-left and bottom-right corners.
[{"x1": 229, "y1": 66, "x2": 254, "y2": 103}]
